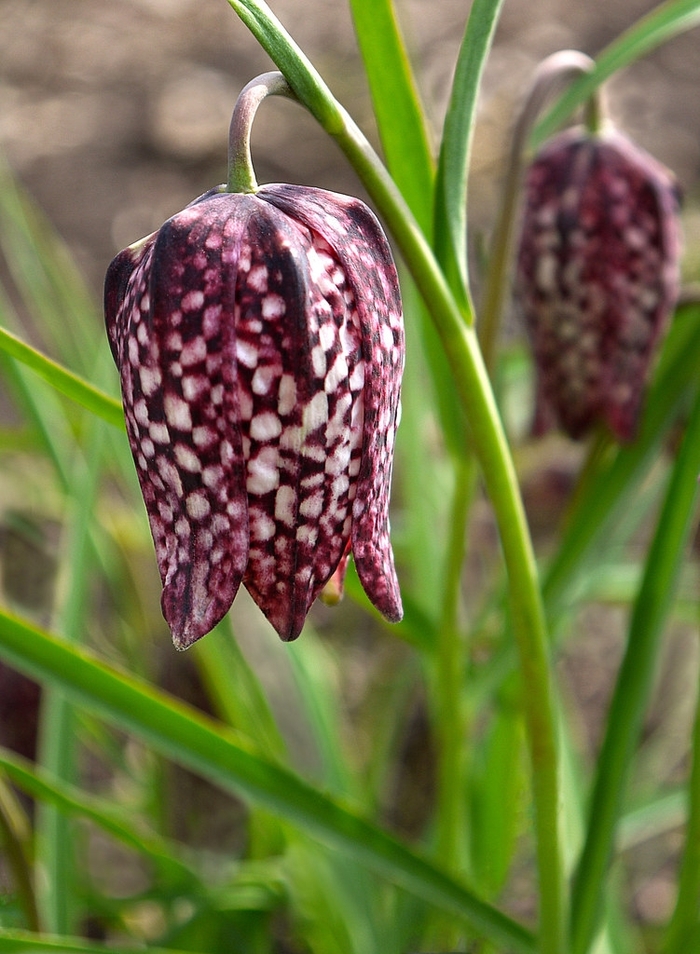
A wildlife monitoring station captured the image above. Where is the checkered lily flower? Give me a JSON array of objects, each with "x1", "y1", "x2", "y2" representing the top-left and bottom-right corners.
[
  {"x1": 105, "y1": 183, "x2": 404, "y2": 648},
  {"x1": 516, "y1": 126, "x2": 681, "y2": 441}
]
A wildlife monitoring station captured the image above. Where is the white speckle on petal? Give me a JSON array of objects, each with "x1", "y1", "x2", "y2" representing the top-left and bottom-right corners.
[
  {"x1": 325, "y1": 354, "x2": 348, "y2": 394},
  {"x1": 275, "y1": 485, "x2": 296, "y2": 527},
  {"x1": 202, "y1": 464, "x2": 223, "y2": 488},
  {"x1": 261, "y1": 294, "x2": 286, "y2": 319},
  {"x1": 236, "y1": 340, "x2": 258, "y2": 368},
  {"x1": 247, "y1": 448, "x2": 279, "y2": 495},
  {"x1": 180, "y1": 336, "x2": 207, "y2": 367},
  {"x1": 134, "y1": 399, "x2": 149, "y2": 426},
  {"x1": 164, "y1": 395, "x2": 193, "y2": 431},
  {"x1": 299, "y1": 493, "x2": 323, "y2": 519},
  {"x1": 181, "y1": 289, "x2": 205, "y2": 312},
  {"x1": 248, "y1": 264, "x2": 268, "y2": 292},
  {"x1": 149, "y1": 422, "x2": 170, "y2": 444},
  {"x1": 319, "y1": 321, "x2": 336, "y2": 351},
  {"x1": 250, "y1": 412, "x2": 282, "y2": 442},
  {"x1": 251, "y1": 365, "x2": 275, "y2": 395},
  {"x1": 186, "y1": 491, "x2": 211, "y2": 519},
  {"x1": 182, "y1": 375, "x2": 209, "y2": 401},
  {"x1": 252, "y1": 513, "x2": 276, "y2": 540},
  {"x1": 158, "y1": 458, "x2": 183, "y2": 496},
  {"x1": 193, "y1": 425, "x2": 217, "y2": 447},
  {"x1": 175, "y1": 444, "x2": 202, "y2": 472},
  {"x1": 302, "y1": 392, "x2": 328, "y2": 434},
  {"x1": 278, "y1": 374, "x2": 296, "y2": 416},
  {"x1": 139, "y1": 366, "x2": 162, "y2": 396},
  {"x1": 311, "y1": 344, "x2": 327, "y2": 377}
]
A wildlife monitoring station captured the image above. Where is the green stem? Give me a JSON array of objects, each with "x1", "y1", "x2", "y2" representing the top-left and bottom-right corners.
[
  {"x1": 434, "y1": 458, "x2": 476, "y2": 878},
  {"x1": 340, "y1": 147, "x2": 565, "y2": 954},
  {"x1": 478, "y1": 50, "x2": 595, "y2": 373},
  {"x1": 570, "y1": 383, "x2": 700, "y2": 954},
  {"x1": 663, "y1": 641, "x2": 700, "y2": 954},
  {"x1": 222, "y1": 6, "x2": 565, "y2": 947},
  {"x1": 431, "y1": 459, "x2": 477, "y2": 949},
  {"x1": 36, "y1": 417, "x2": 106, "y2": 933},
  {"x1": 0, "y1": 773, "x2": 40, "y2": 931},
  {"x1": 339, "y1": 127, "x2": 565, "y2": 954},
  {"x1": 227, "y1": 71, "x2": 295, "y2": 193}
]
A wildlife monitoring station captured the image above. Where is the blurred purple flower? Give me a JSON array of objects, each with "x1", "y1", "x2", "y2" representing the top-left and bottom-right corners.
[
  {"x1": 516, "y1": 126, "x2": 681, "y2": 441},
  {"x1": 105, "y1": 184, "x2": 404, "y2": 647}
]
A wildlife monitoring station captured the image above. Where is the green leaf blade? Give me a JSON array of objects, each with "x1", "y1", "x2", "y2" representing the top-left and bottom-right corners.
[
  {"x1": 0, "y1": 326, "x2": 123, "y2": 431},
  {"x1": 434, "y1": 0, "x2": 505, "y2": 305},
  {"x1": 349, "y1": 0, "x2": 435, "y2": 235},
  {"x1": 534, "y1": 0, "x2": 700, "y2": 147},
  {"x1": 0, "y1": 609, "x2": 535, "y2": 954}
]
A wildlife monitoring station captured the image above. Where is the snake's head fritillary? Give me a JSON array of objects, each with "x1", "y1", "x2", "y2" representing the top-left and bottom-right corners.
[
  {"x1": 105, "y1": 184, "x2": 404, "y2": 648},
  {"x1": 516, "y1": 126, "x2": 681, "y2": 442}
]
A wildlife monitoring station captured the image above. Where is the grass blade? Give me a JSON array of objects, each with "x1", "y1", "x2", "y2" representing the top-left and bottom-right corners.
[
  {"x1": 348, "y1": 0, "x2": 434, "y2": 234},
  {"x1": 569, "y1": 379, "x2": 700, "y2": 954},
  {"x1": 0, "y1": 747, "x2": 196, "y2": 888},
  {"x1": 0, "y1": 609, "x2": 535, "y2": 954},
  {"x1": 0, "y1": 157, "x2": 102, "y2": 378},
  {"x1": 534, "y1": 0, "x2": 700, "y2": 146},
  {"x1": 0, "y1": 326, "x2": 123, "y2": 430},
  {"x1": 434, "y1": 0, "x2": 505, "y2": 305},
  {"x1": 663, "y1": 664, "x2": 700, "y2": 953},
  {"x1": 0, "y1": 929, "x2": 208, "y2": 954}
]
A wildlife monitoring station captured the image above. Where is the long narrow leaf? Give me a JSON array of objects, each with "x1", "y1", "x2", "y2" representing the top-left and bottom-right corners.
[
  {"x1": 348, "y1": 0, "x2": 434, "y2": 234},
  {"x1": 534, "y1": 0, "x2": 700, "y2": 147},
  {"x1": 0, "y1": 608, "x2": 535, "y2": 954},
  {"x1": 0, "y1": 326, "x2": 123, "y2": 431},
  {"x1": 664, "y1": 667, "x2": 700, "y2": 953},
  {"x1": 434, "y1": 0, "x2": 505, "y2": 305},
  {"x1": 570, "y1": 379, "x2": 700, "y2": 954},
  {"x1": 0, "y1": 747, "x2": 195, "y2": 887},
  {"x1": 0, "y1": 929, "x2": 208, "y2": 954}
]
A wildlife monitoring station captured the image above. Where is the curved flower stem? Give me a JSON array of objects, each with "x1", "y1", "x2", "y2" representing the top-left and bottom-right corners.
[
  {"x1": 478, "y1": 50, "x2": 597, "y2": 374},
  {"x1": 227, "y1": 71, "x2": 295, "y2": 193},
  {"x1": 221, "y1": 6, "x2": 565, "y2": 946}
]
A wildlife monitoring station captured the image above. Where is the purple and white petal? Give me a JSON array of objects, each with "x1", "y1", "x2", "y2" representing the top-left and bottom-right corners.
[{"x1": 106, "y1": 183, "x2": 404, "y2": 645}]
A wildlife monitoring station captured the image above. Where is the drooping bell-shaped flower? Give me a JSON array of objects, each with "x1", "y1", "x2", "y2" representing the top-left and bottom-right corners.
[
  {"x1": 516, "y1": 125, "x2": 681, "y2": 441},
  {"x1": 104, "y1": 75, "x2": 404, "y2": 649},
  {"x1": 105, "y1": 184, "x2": 404, "y2": 647}
]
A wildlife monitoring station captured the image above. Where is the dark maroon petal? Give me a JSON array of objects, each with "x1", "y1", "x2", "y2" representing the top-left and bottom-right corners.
[
  {"x1": 105, "y1": 235, "x2": 156, "y2": 367},
  {"x1": 516, "y1": 127, "x2": 681, "y2": 442},
  {"x1": 260, "y1": 185, "x2": 404, "y2": 622},
  {"x1": 109, "y1": 196, "x2": 252, "y2": 648},
  {"x1": 235, "y1": 199, "x2": 365, "y2": 639}
]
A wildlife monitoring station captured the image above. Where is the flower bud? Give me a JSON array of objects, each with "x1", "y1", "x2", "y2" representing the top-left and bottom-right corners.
[
  {"x1": 105, "y1": 184, "x2": 404, "y2": 648},
  {"x1": 516, "y1": 126, "x2": 681, "y2": 441}
]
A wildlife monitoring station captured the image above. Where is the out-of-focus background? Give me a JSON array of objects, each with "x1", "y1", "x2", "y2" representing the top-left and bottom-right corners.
[{"x1": 0, "y1": 0, "x2": 699, "y2": 300}]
